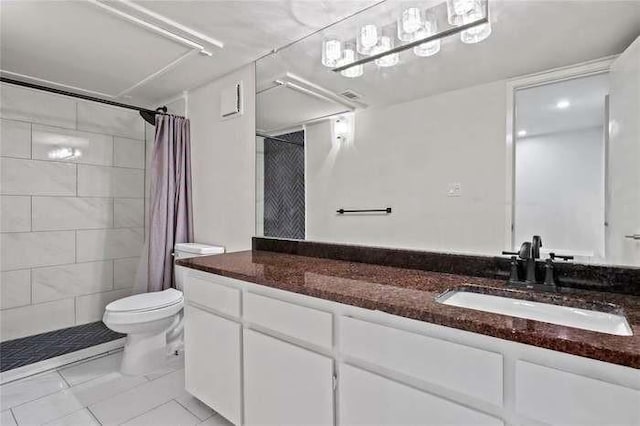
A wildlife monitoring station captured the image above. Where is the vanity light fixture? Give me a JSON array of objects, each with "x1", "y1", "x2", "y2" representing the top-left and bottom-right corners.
[
  {"x1": 330, "y1": 0, "x2": 489, "y2": 76},
  {"x1": 556, "y1": 99, "x2": 571, "y2": 109},
  {"x1": 460, "y1": 7, "x2": 491, "y2": 44},
  {"x1": 413, "y1": 11, "x2": 441, "y2": 57},
  {"x1": 322, "y1": 39, "x2": 342, "y2": 67},
  {"x1": 446, "y1": 0, "x2": 480, "y2": 26},
  {"x1": 397, "y1": 8, "x2": 424, "y2": 42},
  {"x1": 373, "y1": 36, "x2": 400, "y2": 67},
  {"x1": 357, "y1": 24, "x2": 379, "y2": 55},
  {"x1": 339, "y1": 48, "x2": 364, "y2": 78}
]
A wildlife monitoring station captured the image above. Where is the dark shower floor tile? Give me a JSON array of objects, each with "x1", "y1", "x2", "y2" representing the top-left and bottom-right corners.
[{"x1": 1, "y1": 321, "x2": 124, "y2": 372}]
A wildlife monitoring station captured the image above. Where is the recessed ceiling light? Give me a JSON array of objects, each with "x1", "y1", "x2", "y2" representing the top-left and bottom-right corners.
[
  {"x1": 517, "y1": 130, "x2": 527, "y2": 137},
  {"x1": 556, "y1": 99, "x2": 571, "y2": 109}
]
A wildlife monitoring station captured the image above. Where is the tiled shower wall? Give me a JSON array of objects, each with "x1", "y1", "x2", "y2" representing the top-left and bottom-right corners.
[{"x1": 0, "y1": 83, "x2": 148, "y2": 341}]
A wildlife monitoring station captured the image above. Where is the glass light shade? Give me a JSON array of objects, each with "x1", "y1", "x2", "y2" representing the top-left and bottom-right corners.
[
  {"x1": 322, "y1": 39, "x2": 342, "y2": 67},
  {"x1": 397, "y1": 8, "x2": 424, "y2": 42},
  {"x1": 446, "y1": 0, "x2": 480, "y2": 26},
  {"x1": 357, "y1": 24, "x2": 378, "y2": 55},
  {"x1": 339, "y1": 49, "x2": 363, "y2": 78},
  {"x1": 460, "y1": 9, "x2": 491, "y2": 44},
  {"x1": 373, "y1": 36, "x2": 399, "y2": 67},
  {"x1": 413, "y1": 12, "x2": 440, "y2": 57},
  {"x1": 413, "y1": 40, "x2": 440, "y2": 57}
]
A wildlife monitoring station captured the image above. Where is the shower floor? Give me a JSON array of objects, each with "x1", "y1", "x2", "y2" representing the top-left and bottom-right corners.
[{"x1": 0, "y1": 322, "x2": 123, "y2": 372}]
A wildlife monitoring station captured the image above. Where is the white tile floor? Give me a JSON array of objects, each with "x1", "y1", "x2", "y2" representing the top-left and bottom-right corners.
[{"x1": 0, "y1": 351, "x2": 232, "y2": 426}]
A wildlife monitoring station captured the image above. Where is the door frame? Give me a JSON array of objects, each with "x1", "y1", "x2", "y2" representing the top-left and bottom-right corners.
[{"x1": 503, "y1": 56, "x2": 616, "y2": 252}]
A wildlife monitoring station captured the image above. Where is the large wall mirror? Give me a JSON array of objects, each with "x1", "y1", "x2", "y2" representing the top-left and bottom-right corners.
[{"x1": 254, "y1": 0, "x2": 640, "y2": 268}]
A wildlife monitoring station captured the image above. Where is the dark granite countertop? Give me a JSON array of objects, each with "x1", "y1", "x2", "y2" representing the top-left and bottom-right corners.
[{"x1": 177, "y1": 250, "x2": 640, "y2": 369}]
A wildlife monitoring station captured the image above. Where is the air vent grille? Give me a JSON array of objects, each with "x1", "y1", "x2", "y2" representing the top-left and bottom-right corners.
[{"x1": 340, "y1": 90, "x2": 362, "y2": 100}]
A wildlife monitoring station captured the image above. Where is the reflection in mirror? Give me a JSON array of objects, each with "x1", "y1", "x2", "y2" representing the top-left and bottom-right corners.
[{"x1": 255, "y1": 0, "x2": 640, "y2": 267}]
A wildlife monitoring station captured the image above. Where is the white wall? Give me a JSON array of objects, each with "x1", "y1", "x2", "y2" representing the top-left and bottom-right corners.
[
  {"x1": 514, "y1": 127, "x2": 605, "y2": 259},
  {"x1": 188, "y1": 64, "x2": 256, "y2": 252},
  {"x1": 0, "y1": 83, "x2": 145, "y2": 340},
  {"x1": 306, "y1": 80, "x2": 508, "y2": 255}
]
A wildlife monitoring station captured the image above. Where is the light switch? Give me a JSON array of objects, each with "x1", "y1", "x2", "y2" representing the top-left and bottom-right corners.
[{"x1": 447, "y1": 182, "x2": 462, "y2": 197}]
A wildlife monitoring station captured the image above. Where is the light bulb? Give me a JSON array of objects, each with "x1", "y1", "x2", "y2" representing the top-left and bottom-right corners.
[
  {"x1": 446, "y1": 0, "x2": 480, "y2": 26},
  {"x1": 460, "y1": 8, "x2": 491, "y2": 44},
  {"x1": 373, "y1": 36, "x2": 399, "y2": 67},
  {"x1": 339, "y1": 49, "x2": 363, "y2": 78},
  {"x1": 413, "y1": 11, "x2": 440, "y2": 57},
  {"x1": 357, "y1": 24, "x2": 378, "y2": 55},
  {"x1": 322, "y1": 39, "x2": 342, "y2": 67},
  {"x1": 413, "y1": 40, "x2": 440, "y2": 57},
  {"x1": 397, "y1": 8, "x2": 423, "y2": 41}
]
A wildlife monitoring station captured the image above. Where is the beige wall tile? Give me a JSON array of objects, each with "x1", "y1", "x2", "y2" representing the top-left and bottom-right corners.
[
  {"x1": 1, "y1": 119, "x2": 31, "y2": 159},
  {"x1": 0, "y1": 270, "x2": 30, "y2": 309},
  {"x1": 0, "y1": 299, "x2": 75, "y2": 341}
]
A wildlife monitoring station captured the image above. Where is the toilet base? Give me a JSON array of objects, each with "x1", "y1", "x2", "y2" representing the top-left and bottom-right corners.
[{"x1": 121, "y1": 331, "x2": 168, "y2": 376}]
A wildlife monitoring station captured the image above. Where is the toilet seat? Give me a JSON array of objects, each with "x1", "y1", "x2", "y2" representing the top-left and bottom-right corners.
[{"x1": 104, "y1": 288, "x2": 184, "y2": 325}]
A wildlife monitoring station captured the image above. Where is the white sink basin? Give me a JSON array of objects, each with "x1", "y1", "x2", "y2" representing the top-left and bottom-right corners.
[{"x1": 437, "y1": 290, "x2": 633, "y2": 336}]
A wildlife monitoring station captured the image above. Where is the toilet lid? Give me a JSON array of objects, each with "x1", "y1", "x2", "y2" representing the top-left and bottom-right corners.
[{"x1": 106, "y1": 288, "x2": 183, "y2": 313}]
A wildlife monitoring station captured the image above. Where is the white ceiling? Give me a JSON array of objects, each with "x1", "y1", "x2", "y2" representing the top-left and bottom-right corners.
[
  {"x1": 0, "y1": 0, "x2": 380, "y2": 105},
  {"x1": 516, "y1": 73, "x2": 610, "y2": 138},
  {"x1": 256, "y1": 0, "x2": 640, "y2": 115}
]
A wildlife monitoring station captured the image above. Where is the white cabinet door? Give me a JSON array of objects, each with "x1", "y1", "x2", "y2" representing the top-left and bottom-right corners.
[
  {"x1": 184, "y1": 305, "x2": 242, "y2": 425},
  {"x1": 243, "y1": 329, "x2": 334, "y2": 425},
  {"x1": 339, "y1": 364, "x2": 502, "y2": 426},
  {"x1": 515, "y1": 361, "x2": 640, "y2": 425}
]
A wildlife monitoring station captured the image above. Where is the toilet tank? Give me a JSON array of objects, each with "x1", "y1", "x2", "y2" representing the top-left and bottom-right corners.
[{"x1": 174, "y1": 243, "x2": 225, "y2": 290}]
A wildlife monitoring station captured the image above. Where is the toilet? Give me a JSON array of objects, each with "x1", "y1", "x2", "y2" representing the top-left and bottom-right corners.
[{"x1": 103, "y1": 243, "x2": 224, "y2": 375}]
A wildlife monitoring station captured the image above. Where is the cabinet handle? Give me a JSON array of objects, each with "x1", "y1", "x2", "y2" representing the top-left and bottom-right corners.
[{"x1": 625, "y1": 234, "x2": 640, "y2": 240}]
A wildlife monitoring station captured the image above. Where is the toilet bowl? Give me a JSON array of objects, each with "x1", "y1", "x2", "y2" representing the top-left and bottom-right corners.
[{"x1": 103, "y1": 243, "x2": 224, "y2": 375}]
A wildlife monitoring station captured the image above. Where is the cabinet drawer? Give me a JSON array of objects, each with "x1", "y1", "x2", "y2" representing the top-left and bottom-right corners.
[
  {"x1": 184, "y1": 274, "x2": 241, "y2": 318},
  {"x1": 244, "y1": 292, "x2": 333, "y2": 349},
  {"x1": 340, "y1": 364, "x2": 502, "y2": 426},
  {"x1": 516, "y1": 361, "x2": 640, "y2": 425},
  {"x1": 341, "y1": 316, "x2": 503, "y2": 406}
]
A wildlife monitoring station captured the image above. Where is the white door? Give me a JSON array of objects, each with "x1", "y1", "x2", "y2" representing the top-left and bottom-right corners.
[
  {"x1": 606, "y1": 35, "x2": 640, "y2": 266},
  {"x1": 243, "y1": 329, "x2": 334, "y2": 425},
  {"x1": 338, "y1": 363, "x2": 502, "y2": 426},
  {"x1": 184, "y1": 305, "x2": 242, "y2": 425}
]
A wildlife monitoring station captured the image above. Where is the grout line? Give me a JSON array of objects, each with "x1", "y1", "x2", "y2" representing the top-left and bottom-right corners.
[
  {"x1": 9, "y1": 408, "x2": 18, "y2": 425},
  {"x1": 173, "y1": 398, "x2": 202, "y2": 420},
  {"x1": 86, "y1": 406, "x2": 103, "y2": 426}
]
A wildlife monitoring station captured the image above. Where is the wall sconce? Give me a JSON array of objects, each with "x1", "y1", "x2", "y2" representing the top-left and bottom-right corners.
[{"x1": 332, "y1": 114, "x2": 354, "y2": 145}]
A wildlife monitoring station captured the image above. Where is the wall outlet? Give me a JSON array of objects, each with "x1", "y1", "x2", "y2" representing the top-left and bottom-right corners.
[{"x1": 447, "y1": 182, "x2": 462, "y2": 197}]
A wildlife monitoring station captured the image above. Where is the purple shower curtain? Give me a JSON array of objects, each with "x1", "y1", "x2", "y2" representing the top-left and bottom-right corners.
[{"x1": 147, "y1": 114, "x2": 193, "y2": 292}]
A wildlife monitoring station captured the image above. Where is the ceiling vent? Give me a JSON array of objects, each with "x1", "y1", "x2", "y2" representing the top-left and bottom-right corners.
[{"x1": 340, "y1": 90, "x2": 362, "y2": 101}]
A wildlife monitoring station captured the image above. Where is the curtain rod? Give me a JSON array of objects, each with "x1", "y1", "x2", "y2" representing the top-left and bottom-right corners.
[
  {"x1": 256, "y1": 132, "x2": 303, "y2": 146},
  {"x1": 0, "y1": 76, "x2": 182, "y2": 124}
]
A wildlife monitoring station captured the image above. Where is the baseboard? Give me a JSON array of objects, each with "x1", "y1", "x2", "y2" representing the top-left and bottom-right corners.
[{"x1": 0, "y1": 338, "x2": 126, "y2": 385}]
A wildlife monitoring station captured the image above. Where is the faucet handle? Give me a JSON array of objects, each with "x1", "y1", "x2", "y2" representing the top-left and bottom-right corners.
[{"x1": 549, "y1": 252, "x2": 574, "y2": 261}]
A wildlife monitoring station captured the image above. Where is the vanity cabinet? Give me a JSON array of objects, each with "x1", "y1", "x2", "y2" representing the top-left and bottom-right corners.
[
  {"x1": 243, "y1": 329, "x2": 334, "y2": 425},
  {"x1": 183, "y1": 270, "x2": 640, "y2": 426}
]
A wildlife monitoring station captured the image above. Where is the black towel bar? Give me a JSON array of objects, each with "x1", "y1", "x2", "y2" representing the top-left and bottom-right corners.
[{"x1": 336, "y1": 208, "x2": 392, "y2": 214}]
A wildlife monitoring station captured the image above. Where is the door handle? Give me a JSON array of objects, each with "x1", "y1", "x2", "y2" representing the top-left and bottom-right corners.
[{"x1": 625, "y1": 234, "x2": 640, "y2": 240}]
